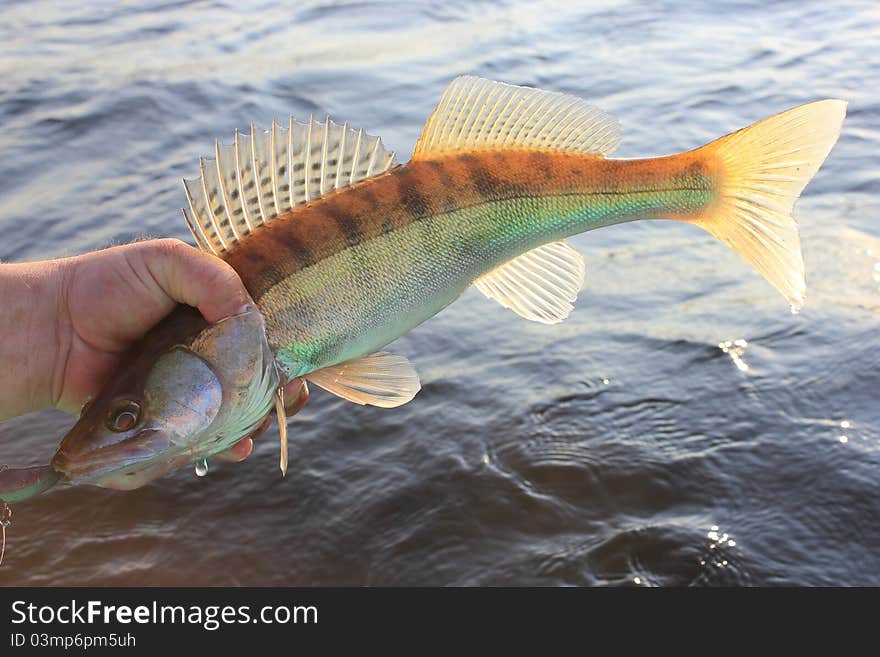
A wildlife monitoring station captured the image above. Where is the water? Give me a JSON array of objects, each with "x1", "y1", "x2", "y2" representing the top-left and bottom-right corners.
[
  {"x1": 0, "y1": 0, "x2": 877, "y2": 586},
  {"x1": 194, "y1": 459, "x2": 208, "y2": 478}
]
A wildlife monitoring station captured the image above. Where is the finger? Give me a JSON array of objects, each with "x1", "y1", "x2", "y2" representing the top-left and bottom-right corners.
[
  {"x1": 136, "y1": 238, "x2": 253, "y2": 323},
  {"x1": 213, "y1": 437, "x2": 254, "y2": 463},
  {"x1": 283, "y1": 378, "x2": 309, "y2": 415},
  {"x1": 247, "y1": 415, "x2": 273, "y2": 441},
  {"x1": 215, "y1": 379, "x2": 307, "y2": 464}
]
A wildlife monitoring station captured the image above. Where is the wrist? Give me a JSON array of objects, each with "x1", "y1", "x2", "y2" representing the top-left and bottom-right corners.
[{"x1": 0, "y1": 257, "x2": 72, "y2": 419}]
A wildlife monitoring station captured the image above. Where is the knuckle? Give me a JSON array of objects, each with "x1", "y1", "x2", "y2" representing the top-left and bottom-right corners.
[
  {"x1": 138, "y1": 237, "x2": 188, "y2": 266},
  {"x1": 153, "y1": 237, "x2": 188, "y2": 258}
]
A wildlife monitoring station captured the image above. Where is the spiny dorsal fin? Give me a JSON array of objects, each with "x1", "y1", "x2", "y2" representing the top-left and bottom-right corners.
[
  {"x1": 183, "y1": 117, "x2": 398, "y2": 254},
  {"x1": 305, "y1": 352, "x2": 420, "y2": 408},
  {"x1": 413, "y1": 76, "x2": 622, "y2": 158},
  {"x1": 474, "y1": 240, "x2": 586, "y2": 324}
]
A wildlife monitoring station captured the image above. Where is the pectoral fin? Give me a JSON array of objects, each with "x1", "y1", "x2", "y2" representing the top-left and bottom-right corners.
[
  {"x1": 305, "y1": 352, "x2": 421, "y2": 408},
  {"x1": 275, "y1": 387, "x2": 288, "y2": 477},
  {"x1": 273, "y1": 379, "x2": 309, "y2": 478}
]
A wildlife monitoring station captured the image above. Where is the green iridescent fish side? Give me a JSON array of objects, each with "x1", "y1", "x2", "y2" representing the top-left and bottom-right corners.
[{"x1": 259, "y1": 152, "x2": 715, "y2": 379}]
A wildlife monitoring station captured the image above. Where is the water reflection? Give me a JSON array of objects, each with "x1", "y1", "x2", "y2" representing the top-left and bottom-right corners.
[
  {"x1": 697, "y1": 525, "x2": 739, "y2": 577},
  {"x1": 718, "y1": 338, "x2": 750, "y2": 372}
]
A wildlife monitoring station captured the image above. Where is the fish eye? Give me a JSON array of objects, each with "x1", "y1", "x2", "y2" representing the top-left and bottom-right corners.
[{"x1": 106, "y1": 400, "x2": 142, "y2": 432}]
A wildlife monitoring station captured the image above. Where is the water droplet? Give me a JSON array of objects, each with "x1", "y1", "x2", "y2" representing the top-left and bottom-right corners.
[
  {"x1": 602, "y1": 378, "x2": 610, "y2": 385},
  {"x1": 838, "y1": 435, "x2": 848, "y2": 444},
  {"x1": 194, "y1": 459, "x2": 208, "y2": 477},
  {"x1": 728, "y1": 540, "x2": 736, "y2": 547},
  {"x1": 633, "y1": 576, "x2": 641, "y2": 585},
  {"x1": 840, "y1": 420, "x2": 851, "y2": 429},
  {"x1": 790, "y1": 305, "x2": 800, "y2": 315}
]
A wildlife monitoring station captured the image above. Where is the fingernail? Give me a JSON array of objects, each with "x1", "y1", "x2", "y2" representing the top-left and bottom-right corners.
[{"x1": 230, "y1": 303, "x2": 255, "y2": 316}]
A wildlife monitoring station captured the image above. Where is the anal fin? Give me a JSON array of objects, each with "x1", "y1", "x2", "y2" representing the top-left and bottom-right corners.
[{"x1": 474, "y1": 240, "x2": 586, "y2": 324}]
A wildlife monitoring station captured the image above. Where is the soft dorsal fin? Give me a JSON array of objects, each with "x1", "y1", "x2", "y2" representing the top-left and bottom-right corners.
[
  {"x1": 305, "y1": 352, "x2": 420, "y2": 408},
  {"x1": 182, "y1": 117, "x2": 398, "y2": 254},
  {"x1": 474, "y1": 240, "x2": 586, "y2": 324},
  {"x1": 413, "y1": 76, "x2": 622, "y2": 158}
]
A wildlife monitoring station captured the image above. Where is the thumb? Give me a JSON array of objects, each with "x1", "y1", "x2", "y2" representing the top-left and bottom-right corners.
[{"x1": 137, "y1": 238, "x2": 252, "y2": 322}]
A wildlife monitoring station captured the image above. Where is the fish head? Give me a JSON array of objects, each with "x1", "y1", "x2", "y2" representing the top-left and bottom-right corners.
[{"x1": 52, "y1": 306, "x2": 279, "y2": 490}]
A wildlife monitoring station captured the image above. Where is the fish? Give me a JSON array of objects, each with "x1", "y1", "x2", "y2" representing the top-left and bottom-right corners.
[{"x1": 0, "y1": 76, "x2": 846, "y2": 503}]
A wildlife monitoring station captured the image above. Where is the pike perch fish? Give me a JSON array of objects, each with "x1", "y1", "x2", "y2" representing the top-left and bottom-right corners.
[{"x1": 0, "y1": 76, "x2": 846, "y2": 502}]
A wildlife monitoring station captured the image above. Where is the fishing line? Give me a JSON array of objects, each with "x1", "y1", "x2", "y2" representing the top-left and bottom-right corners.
[
  {"x1": 0, "y1": 500, "x2": 10, "y2": 567},
  {"x1": 0, "y1": 465, "x2": 8, "y2": 566}
]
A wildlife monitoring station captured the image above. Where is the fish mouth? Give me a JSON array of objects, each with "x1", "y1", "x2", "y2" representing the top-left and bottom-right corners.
[
  {"x1": 51, "y1": 428, "x2": 175, "y2": 488},
  {"x1": 52, "y1": 447, "x2": 154, "y2": 486},
  {"x1": 0, "y1": 464, "x2": 61, "y2": 503},
  {"x1": 52, "y1": 449, "x2": 149, "y2": 484}
]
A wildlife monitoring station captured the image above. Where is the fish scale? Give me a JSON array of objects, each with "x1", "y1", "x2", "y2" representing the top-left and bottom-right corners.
[{"x1": 236, "y1": 150, "x2": 716, "y2": 376}]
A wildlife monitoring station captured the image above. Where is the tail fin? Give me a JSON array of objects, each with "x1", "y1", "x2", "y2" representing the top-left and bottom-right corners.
[{"x1": 693, "y1": 100, "x2": 846, "y2": 310}]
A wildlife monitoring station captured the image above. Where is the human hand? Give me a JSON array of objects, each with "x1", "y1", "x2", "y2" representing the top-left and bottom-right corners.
[{"x1": 0, "y1": 238, "x2": 306, "y2": 461}]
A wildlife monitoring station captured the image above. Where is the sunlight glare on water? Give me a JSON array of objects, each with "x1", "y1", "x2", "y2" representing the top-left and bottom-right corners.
[{"x1": 718, "y1": 339, "x2": 750, "y2": 372}]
